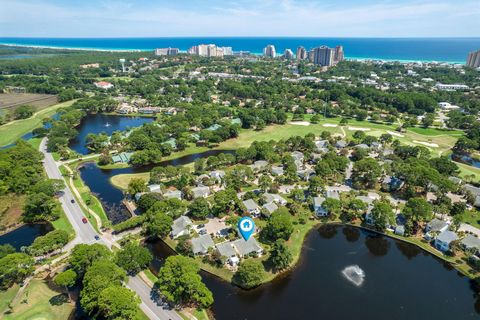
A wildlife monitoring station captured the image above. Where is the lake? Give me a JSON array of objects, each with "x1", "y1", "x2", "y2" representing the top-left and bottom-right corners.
[
  {"x1": 68, "y1": 114, "x2": 154, "y2": 155},
  {"x1": 149, "y1": 225, "x2": 480, "y2": 320},
  {"x1": 79, "y1": 149, "x2": 234, "y2": 223},
  {"x1": 0, "y1": 223, "x2": 53, "y2": 250}
]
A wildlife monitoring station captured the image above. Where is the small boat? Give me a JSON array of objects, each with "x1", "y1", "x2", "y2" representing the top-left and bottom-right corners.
[{"x1": 105, "y1": 122, "x2": 111, "y2": 127}]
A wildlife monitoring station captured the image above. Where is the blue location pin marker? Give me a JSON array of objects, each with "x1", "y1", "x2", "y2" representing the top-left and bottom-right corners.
[{"x1": 238, "y1": 216, "x2": 255, "y2": 241}]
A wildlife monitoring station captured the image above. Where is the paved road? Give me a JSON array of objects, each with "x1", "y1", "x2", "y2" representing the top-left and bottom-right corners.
[
  {"x1": 40, "y1": 138, "x2": 181, "y2": 320},
  {"x1": 40, "y1": 138, "x2": 99, "y2": 245},
  {"x1": 128, "y1": 277, "x2": 183, "y2": 320}
]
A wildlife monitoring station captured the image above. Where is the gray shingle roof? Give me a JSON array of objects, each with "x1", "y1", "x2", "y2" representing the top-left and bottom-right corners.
[
  {"x1": 192, "y1": 234, "x2": 215, "y2": 255},
  {"x1": 216, "y1": 241, "x2": 237, "y2": 258},
  {"x1": 243, "y1": 199, "x2": 260, "y2": 211},
  {"x1": 426, "y1": 218, "x2": 448, "y2": 232},
  {"x1": 171, "y1": 216, "x2": 193, "y2": 238},
  {"x1": 232, "y1": 237, "x2": 263, "y2": 256},
  {"x1": 461, "y1": 234, "x2": 480, "y2": 250},
  {"x1": 436, "y1": 230, "x2": 458, "y2": 244}
]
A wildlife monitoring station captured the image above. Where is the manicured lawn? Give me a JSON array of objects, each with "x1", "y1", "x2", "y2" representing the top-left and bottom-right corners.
[
  {"x1": 71, "y1": 174, "x2": 110, "y2": 229},
  {"x1": 456, "y1": 162, "x2": 480, "y2": 183},
  {"x1": 407, "y1": 127, "x2": 464, "y2": 136},
  {"x1": 26, "y1": 137, "x2": 42, "y2": 150},
  {"x1": 0, "y1": 284, "x2": 19, "y2": 314},
  {"x1": 51, "y1": 203, "x2": 75, "y2": 239},
  {"x1": 3, "y1": 279, "x2": 74, "y2": 320},
  {"x1": 110, "y1": 172, "x2": 150, "y2": 191},
  {"x1": 0, "y1": 100, "x2": 75, "y2": 147}
]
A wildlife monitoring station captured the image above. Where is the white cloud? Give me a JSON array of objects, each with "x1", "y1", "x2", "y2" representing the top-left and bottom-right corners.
[{"x1": 0, "y1": 0, "x2": 478, "y2": 37}]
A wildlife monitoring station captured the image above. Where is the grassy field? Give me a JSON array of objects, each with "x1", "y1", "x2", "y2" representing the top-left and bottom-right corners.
[
  {"x1": 0, "y1": 93, "x2": 57, "y2": 111},
  {"x1": 0, "y1": 284, "x2": 19, "y2": 314},
  {"x1": 0, "y1": 194, "x2": 25, "y2": 234},
  {"x1": 51, "y1": 203, "x2": 75, "y2": 239},
  {"x1": 0, "y1": 100, "x2": 75, "y2": 147},
  {"x1": 456, "y1": 162, "x2": 480, "y2": 183},
  {"x1": 110, "y1": 172, "x2": 150, "y2": 191},
  {"x1": 70, "y1": 174, "x2": 110, "y2": 230},
  {"x1": 3, "y1": 279, "x2": 74, "y2": 320}
]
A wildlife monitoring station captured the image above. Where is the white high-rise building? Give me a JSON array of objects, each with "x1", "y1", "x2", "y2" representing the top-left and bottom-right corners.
[
  {"x1": 284, "y1": 49, "x2": 294, "y2": 60},
  {"x1": 263, "y1": 45, "x2": 276, "y2": 58},
  {"x1": 220, "y1": 47, "x2": 233, "y2": 56},
  {"x1": 187, "y1": 44, "x2": 225, "y2": 57}
]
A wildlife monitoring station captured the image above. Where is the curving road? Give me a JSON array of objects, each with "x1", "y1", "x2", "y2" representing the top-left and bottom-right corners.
[{"x1": 39, "y1": 138, "x2": 182, "y2": 320}]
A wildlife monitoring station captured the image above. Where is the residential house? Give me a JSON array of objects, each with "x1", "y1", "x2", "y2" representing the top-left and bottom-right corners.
[
  {"x1": 264, "y1": 193, "x2": 288, "y2": 206},
  {"x1": 315, "y1": 140, "x2": 329, "y2": 153},
  {"x1": 243, "y1": 199, "x2": 261, "y2": 216},
  {"x1": 291, "y1": 151, "x2": 304, "y2": 162},
  {"x1": 216, "y1": 241, "x2": 239, "y2": 266},
  {"x1": 163, "y1": 138, "x2": 177, "y2": 149},
  {"x1": 163, "y1": 190, "x2": 182, "y2": 200},
  {"x1": 171, "y1": 216, "x2": 193, "y2": 239},
  {"x1": 232, "y1": 237, "x2": 264, "y2": 257},
  {"x1": 112, "y1": 152, "x2": 134, "y2": 164},
  {"x1": 313, "y1": 196, "x2": 327, "y2": 217},
  {"x1": 271, "y1": 165, "x2": 284, "y2": 176},
  {"x1": 425, "y1": 218, "x2": 449, "y2": 233},
  {"x1": 434, "y1": 230, "x2": 458, "y2": 252},
  {"x1": 191, "y1": 186, "x2": 210, "y2": 199},
  {"x1": 210, "y1": 170, "x2": 226, "y2": 181},
  {"x1": 381, "y1": 176, "x2": 405, "y2": 192},
  {"x1": 206, "y1": 124, "x2": 222, "y2": 131},
  {"x1": 461, "y1": 234, "x2": 480, "y2": 254},
  {"x1": 335, "y1": 140, "x2": 347, "y2": 149},
  {"x1": 252, "y1": 160, "x2": 269, "y2": 171},
  {"x1": 465, "y1": 184, "x2": 480, "y2": 207},
  {"x1": 297, "y1": 168, "x2": 315, "y2": 181},
  {"x1": 147, "y1": 184, "x2": 162, "y2": 193},
  {"x1": 262, "y1": 202, "x2": 278, "y2": 217},
  {"x1": 192, "y1": 234, "x2": 215, "y2": 255}
]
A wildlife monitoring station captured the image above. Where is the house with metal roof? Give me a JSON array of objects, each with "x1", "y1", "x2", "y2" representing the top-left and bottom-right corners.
[
  {"x1": 163, "y1": 190, "x2": 182, "y2": 200},
  {"x1": 264, "y1": 193, "x2": 288, "y2": 206},
  {"x1": 147, "y1": 184, "x2": 162, "y2": 193},
  {"x1": 271, "y1": 165, "x2": 284, "y2": 176}
]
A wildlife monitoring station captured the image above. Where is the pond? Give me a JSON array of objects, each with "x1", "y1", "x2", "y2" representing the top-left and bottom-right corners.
[
  {"x1": 452, "y1": 153, "x2": 480, "y2": 169},
  {"x1": 68, "y1": 114, "x2": 154, "y2": 155},
  {"x1": 0, "y1": 223, "x2": 53, "y2": 250},
  {"x1": 149, "y1": 225, "x2": 480, "y2": 320},
  {"x1": 79, "y1": 149, "x2": 235, "y2": 223}
]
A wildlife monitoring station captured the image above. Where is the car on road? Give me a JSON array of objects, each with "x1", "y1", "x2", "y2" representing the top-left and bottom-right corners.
[
  {"x1": 94, "y1": 235, "x2": 100, "y2": 240},
  {"x1": 82, "y1": 217, "x2": 88, "y2": 224},
  {"x1": 71, "y1": 199, "x2": 75, "y2": 203}
]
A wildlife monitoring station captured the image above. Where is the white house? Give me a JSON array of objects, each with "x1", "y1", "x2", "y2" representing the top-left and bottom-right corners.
[
  {"x1": 313, "y1": 196, "x2": 327, "y2": 216},
  {"x1": 171, "y1": 216, "x2": 193, "y2": 239},
  {"x1": 243, "y1": 199, "x2": 261, "y2": 216},
  {"x1": 191, "y1": 186, "x2": 211, "y2": 198}
]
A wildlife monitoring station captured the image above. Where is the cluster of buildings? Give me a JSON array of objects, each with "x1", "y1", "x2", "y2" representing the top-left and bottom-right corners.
[
  {"x1": 187, "y1": 44, "x2": 233, "y2": 57},
  {"x1": 154, "y1": 47, "x2": 180, "y2": 56},
  {"x1": 466, "y1": 49, "x2": 480, "y2": 68},
  {"x1": 263, "y1": 44, "x2": 344, "y2": 66}
]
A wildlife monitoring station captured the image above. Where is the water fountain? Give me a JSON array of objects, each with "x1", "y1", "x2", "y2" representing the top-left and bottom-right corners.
[{"x1": 341, "y1": 265, "x2": 365, "y2": 287}]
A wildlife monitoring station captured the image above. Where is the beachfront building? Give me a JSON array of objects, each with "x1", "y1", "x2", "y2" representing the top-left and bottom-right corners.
[
  {"x1": 310, "y1": 46, "x2": 335, "y2": 66},
  {"x1": 263, "y1": 45, "x2": 276, "y2": 58},
  {"x1": 467, "y1": 49, "x2": 480, "y2": 68},
  {"x1": 435, "y1": 83, "x2": 470, "y2": 91},
  {"x1": 296, "y1": 46, "x2": 307, "y2": 60},
  {"x1": 188, "y1": 44, "x2": 224, "y2": 57},
  {"x1": 154, "y1": 48, "x2": 179, "y2": 56},
  {"x1": 284, "y1": 49, "x2": 294, "y2": 60}
]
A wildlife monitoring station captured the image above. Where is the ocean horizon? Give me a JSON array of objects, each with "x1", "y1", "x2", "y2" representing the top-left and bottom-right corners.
[{"x1": 1, "y1": 37, "x2": 479, "y2": 63}]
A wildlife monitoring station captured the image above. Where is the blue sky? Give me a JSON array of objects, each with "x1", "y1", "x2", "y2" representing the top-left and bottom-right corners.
[{"x1": 0, "y1": 0, "x2": 479, "y2": 37}]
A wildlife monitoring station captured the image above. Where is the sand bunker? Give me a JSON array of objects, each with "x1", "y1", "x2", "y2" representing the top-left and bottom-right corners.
[
  {"x1": 289, "y1": 121, "x2": 311, "y2": 126},
  {"x1": 323, "y1": 123, "x2": 338, "y2": 128},
  {"x1": 348, "y1": 127, "x2": 371, "y2": 131},
  {"x1": 387, "y1": 130, "x2": 404, "y2": 137},
  {"x1": 413, "y1": 140, "x2": 439, "y2": 148}
]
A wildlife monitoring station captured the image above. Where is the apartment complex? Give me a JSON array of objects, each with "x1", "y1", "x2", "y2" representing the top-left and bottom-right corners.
[
  {"x1": 263, "y1": 45, "x2": 276, "y2": 58},
  {"x1": 296, "y1": 46, "x2": 307, "y2": 60},
  {"x1": 308, "y1": 45, "x2": 345, "y2": 66},
  {"x1": 284, "y1": 49, "x2": 294, "y2": 60},
  {"x1": 154, "y1": 48, "x2": 179, "y2": 56}
]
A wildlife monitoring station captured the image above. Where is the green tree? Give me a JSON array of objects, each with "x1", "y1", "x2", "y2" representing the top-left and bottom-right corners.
[
  {"x1": 98, "y1": 286, "x2": 140, "y2": 320},
  {"x1": 322, "y1": 198, "x2": 342, "y2": 218},
  {"x1": 0, "y1": 253, "x2": 35, "y2": 289},
  {"x1": 54, "y1": 269, "x2": 77, "y2": 301},
  {"x1": 28, "y1": 230, "x2": 69, "y2": 256},
  {"x1": 0, "y1": 244, "x2": 15, "y2": 259},
  {"x1": 234, "y1": 259, "x2": 265, "y2": 289},
  {"x1": 156, "y1": 256, "x2": 213, "y2": 308},
  {"x1": 69, "y1": 244, "x2": 112, "y2": 276},
  {"x1": 269, "y1": 239, "x2": 292, "y2": 272},
  {"x1": 127, "y1": 178, "x2": 147, "y2": 195},
  {"x1": 116, "y1": 242, "x2": 153, "y2": 275},
  {"x1": 403, "y1": 197, "x2": 433, "y2": 222},
  {"x1": 352, "y1": 158, "x2": 382, "y2": 189},
  {"x1": 13, "y1": 105, "x2": 35, "y2": 119},
  {"x1": 262, "y1": 208, "x2": 294, "y2": 241},
  {"x1": 370, "y1": 201, "x2": 395, "y2": 232},
  {"x1": 23, "y1": 192, "x2": 57, "y2": 222},
  {"x1": 144, "y1": 211, "x2": 173, "y2": 239},
  {"x1": 189, "y1": 198, "x2": 210, "y2": 220}
]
